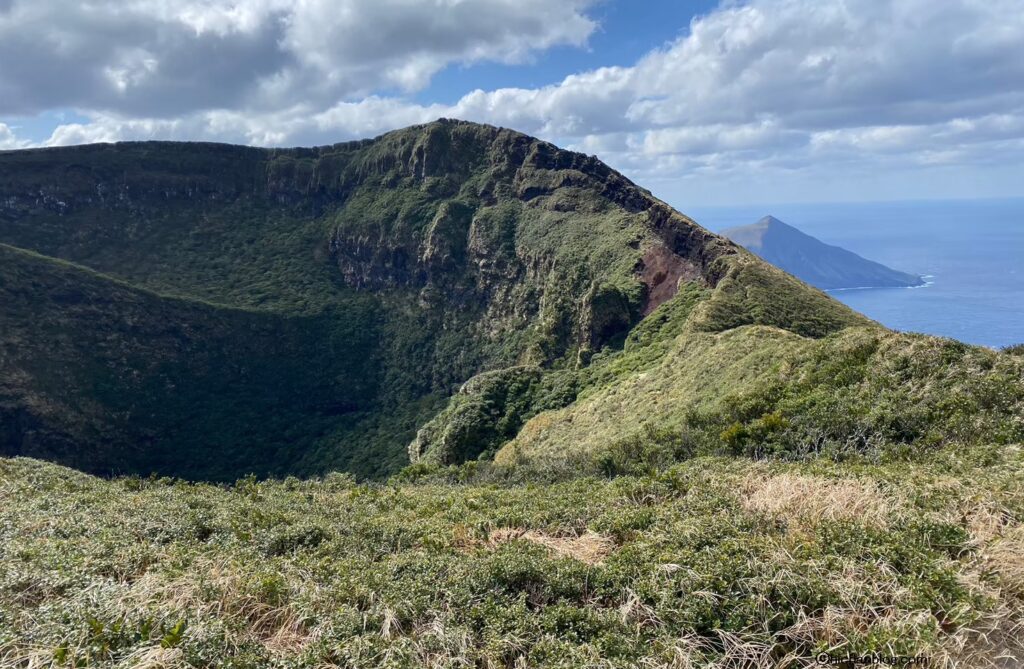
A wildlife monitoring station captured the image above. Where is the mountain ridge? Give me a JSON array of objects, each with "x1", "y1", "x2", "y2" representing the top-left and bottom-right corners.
[
  {"x1": 1, "y1": 119, "x2": 868, "y2": 480},
  {"x1": 3, "y1": 120, "x2": 1014, "y2": 484}
]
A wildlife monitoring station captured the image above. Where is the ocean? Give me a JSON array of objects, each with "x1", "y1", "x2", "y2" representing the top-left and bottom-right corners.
[{"x1": 684, "y1": 198, "x2": 1024, "y2": 349}]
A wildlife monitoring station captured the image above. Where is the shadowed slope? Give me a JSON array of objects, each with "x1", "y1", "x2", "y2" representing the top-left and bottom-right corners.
[
  {"x1": 0, "y1": 120, "x2": 866, "y2": 479},
  {"x1": 0, "y1": 244, "x2": 381, "y2": 479}
]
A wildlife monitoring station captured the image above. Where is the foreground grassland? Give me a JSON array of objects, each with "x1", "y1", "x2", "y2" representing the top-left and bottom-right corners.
[{"x1": 2, "y1": 448, "x2": 1023, "y2": 668}]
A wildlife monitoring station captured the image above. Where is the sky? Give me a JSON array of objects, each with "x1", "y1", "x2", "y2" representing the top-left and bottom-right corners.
[{"x1": 0, "y1": 0, "x2": 1022, "y2": 206}]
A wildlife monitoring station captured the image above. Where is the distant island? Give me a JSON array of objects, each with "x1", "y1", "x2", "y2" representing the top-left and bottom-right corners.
[{"x1": 722, "y1": 215, "x2": 924, "y2": 290}]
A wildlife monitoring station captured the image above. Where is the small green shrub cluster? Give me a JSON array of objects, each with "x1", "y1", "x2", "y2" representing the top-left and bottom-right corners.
[{"x1": 594, "y1": 423, "x2": 696, "y2": 477}]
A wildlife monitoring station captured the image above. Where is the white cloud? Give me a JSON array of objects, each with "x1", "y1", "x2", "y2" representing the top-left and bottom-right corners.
[
  {"x1": 282, "y1": 0, "x2": 595, "y2": 93},
  {"x1": 43, "y1": 98, "x2": 448, "y2": 147},
  {"x1": 438, "y1": 0, "x2": 1024, "y2": 144},
  {"x1": 0, "y1": 123, "x2": 28, "y2": 149},
  {"x1": 11, "y1": 0, "x2": 1024, "y2": 202},
  {"x1": 638, "y1": 121, "x2": 804, "y2": 156},
  {"x1": 0, "y1": 0, "x2": 597, "y2": 116}
]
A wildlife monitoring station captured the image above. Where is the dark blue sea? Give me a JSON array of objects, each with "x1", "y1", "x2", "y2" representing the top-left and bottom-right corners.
[{"x1": 685, "y1": 198, "x2": 1024, "y2": 349}]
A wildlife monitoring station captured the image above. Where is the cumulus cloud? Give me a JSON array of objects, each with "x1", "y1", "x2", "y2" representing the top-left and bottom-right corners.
[
  {"x1": 0, "y1": 0, "x2": 596, "y2": 117},
  {"x1": 41, "y1": 97, "x2": 452, "y2": 148},
  {"x1": 6, "y1": 0, "x2": 1023, "y2": 202},
  {"x1": 438, "y1": 0, "x2": 1024, "y2": 158},
  {"x1": 0, "y1": 123, "x2": 28, "y2": 149}
]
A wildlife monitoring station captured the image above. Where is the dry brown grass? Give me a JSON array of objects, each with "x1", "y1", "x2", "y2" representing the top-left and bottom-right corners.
[
  {"x1": 923, "y1": 492, "x2": 1024, "y2": 668},
  {"x1": 0, "y1": 646, "x2": 56, "y2": 669},
  {"x1": 645, "y1": 632, "x2": 782, "y2": 669},
  {"x1": 739, "y1": 472, "x2": 896, "y2": 530},
  {"x1": 408, "y1": 617, "x2": 474, "y2": 668},
  {"x1": 965, "y1": 502, "x2": 1014, "y2": 545},
  {"x1": 620, "y1": 588, "x2": 664, "y2": 631},
  {"x1": 0, "y1": 642, "x2": 188, "y2": 669},
  {"x1": 933, "y1": 605, "x2": 1024, "y2": 669},
  {"x1": 119, "y1": 560, "x2": 315, "y2": 657},
  {"x1": 484, "y1": 528, "x2": 615, "y2": 565},
  {"x1": 117, "y1": 646, "x2": 186, "y2": 668},
  {"x1": 983, "y1": 525, "x2": 1024, "y2": 599}
]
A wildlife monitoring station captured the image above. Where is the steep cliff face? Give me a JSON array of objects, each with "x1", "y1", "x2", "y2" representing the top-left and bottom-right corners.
[{"x1": 0, "y1": 120, "x2": 866, "y2": 479}]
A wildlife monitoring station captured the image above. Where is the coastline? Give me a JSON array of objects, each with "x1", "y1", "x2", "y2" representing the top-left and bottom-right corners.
[{"x1": 825, "y1": 275, "x2": 933, "y2": 293}]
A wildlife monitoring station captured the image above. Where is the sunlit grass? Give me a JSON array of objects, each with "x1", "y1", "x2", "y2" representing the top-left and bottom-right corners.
[{"x1": 2, "y1": 446, "x2": 1022, "y2": 667}]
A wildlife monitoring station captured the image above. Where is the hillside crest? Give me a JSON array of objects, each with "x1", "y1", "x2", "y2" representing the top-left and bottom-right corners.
[{"x1": 2, "y1": 120, "x2": 872, "y2": 479}]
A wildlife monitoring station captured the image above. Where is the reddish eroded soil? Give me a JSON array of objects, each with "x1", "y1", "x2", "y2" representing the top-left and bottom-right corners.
[{"x1": 638, "y1": 244, "x2": 701, "y2": 315}]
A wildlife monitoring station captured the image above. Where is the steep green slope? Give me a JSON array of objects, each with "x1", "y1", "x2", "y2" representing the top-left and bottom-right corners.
[
  {"x1": 410, "y1": 281, "x2": 1022, "y2": 472},
  {"x1": 497, "y1": 324, "x2": 1023, "y2": 473},
  {"x1": 0, "y1": 120, "x2": 865, "y2": 479},
  {"x1": 0, "y1": 244, "x2": 385, "y2": 480}
]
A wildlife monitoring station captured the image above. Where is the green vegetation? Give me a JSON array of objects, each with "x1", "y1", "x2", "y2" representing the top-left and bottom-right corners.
[
  {"x1": 692, "y1": 255, "x2": 866, "y2": 338},
  {"x1": 0, "y1": 120, "x2": 861, "y2": 480},
  {"x1": 409, "y1": 284, "x2": 710, "y2": 465},
  {"x1": 2, "y1": 446, "x2": 1022, "y2": 667},
  {"x1": 412, "y1": 278, "x2": 1021, "y2": 475},
  {"x1": 0, "y1": 243, "x2": 395, "y2": 479},
  {"x1": 2, "y1": 121, "x2": 1023, "y2": 665},
  {"x1": 497, "y1": 323, "x2": 1024, "y2": 474},
  {"x1": 0, "y1": 123, "x2": 658, "y2": 480}
]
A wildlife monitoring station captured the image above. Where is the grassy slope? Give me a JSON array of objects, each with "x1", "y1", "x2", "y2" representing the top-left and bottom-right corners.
[
  {"x1": 1, "y1": 123, "x2": 1023, "y2": 667},
  {"x1": 497, "y1": 318, "x2": 1024, "y2": 473},
  {"x1": 2, "y1": 446, "x2": 1022, "y2": 667},
  {"x1": 0, "y1": 244, "x2": 393, "y2": 480},
  {"x1": 0, "y1": 121, "x2": 867, "y2": 480},
  {"x1": 409, "y1": 273, "x2": 1020, "y2": 474}
]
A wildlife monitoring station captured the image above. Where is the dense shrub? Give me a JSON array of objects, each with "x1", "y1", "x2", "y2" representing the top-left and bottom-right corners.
[{"x1": 5, "y1": 450, "x2": 1020, "y2": 667}]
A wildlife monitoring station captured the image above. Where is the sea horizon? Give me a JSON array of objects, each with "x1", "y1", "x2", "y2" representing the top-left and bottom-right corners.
[{"x1": 685, "y1": 197, "x2": 1024, "y2": 349}]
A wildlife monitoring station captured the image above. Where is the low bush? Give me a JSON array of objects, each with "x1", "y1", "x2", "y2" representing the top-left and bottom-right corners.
[{"x1": 2, "y1": 448, "x2": 1021, "y2": 667}]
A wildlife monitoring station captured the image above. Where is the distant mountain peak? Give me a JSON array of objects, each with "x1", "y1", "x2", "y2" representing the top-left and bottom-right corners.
[{"x1": 722, "y1": 215, "x2": 924, "y2": 291}]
